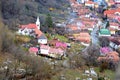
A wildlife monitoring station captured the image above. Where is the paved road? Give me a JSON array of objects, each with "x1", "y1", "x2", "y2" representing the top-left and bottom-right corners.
[{"x1": 91, "y1": 26, "x2": 99, "y2": 45}]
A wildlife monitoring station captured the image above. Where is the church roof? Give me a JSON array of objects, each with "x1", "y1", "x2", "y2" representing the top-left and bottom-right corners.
[
  {"x1": 20, "y1": 23, "x2": 37, "y2": 29},
  {"x1": 99, "y1": 28, "x2": 111, "y2": 35}
]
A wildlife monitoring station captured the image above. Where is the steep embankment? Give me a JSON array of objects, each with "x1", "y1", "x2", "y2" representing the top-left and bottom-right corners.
[{"x1": 1, "y1": 0, "x2": 70, "y2": 30}]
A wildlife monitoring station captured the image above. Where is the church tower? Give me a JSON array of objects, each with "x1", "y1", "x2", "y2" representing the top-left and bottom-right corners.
[{"x1": 36, "y1": 16, "x2": 40, "y2": 30}]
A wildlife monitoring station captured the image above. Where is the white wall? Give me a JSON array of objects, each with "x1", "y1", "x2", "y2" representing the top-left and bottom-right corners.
[
  {"x1": 38, "y1": 39, "x2": 47, "y2": 44},
  {"x1": 115, "y1": 0, "x2": 120, "y2": 3},
  {"x1": 110, "y1": 26, "x2": 118, "y2": 29},
  {"x1": 40, "y1": 49, "x2": 49, "y2": 55}
]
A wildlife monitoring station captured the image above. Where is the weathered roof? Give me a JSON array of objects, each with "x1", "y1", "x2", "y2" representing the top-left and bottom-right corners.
[{"x1": 38, "y1": 34, "x2": 47, "y2": 39}]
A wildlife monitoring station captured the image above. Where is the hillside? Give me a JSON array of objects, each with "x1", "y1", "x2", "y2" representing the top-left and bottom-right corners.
[{"x1": 1, "y1": 0, "x2": 70, "y2": 30}]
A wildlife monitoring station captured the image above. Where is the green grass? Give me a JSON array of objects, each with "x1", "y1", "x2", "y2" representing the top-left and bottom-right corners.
[
  {"x1": 94, "y1": 67, "x2": 115, "y2": 80},
  {"x1": 51, "y1": 67, "x2": 115, "y2": 80},
  {"x1": 51, "y1": 68, "x2": 98, "y2": 80},
  {"x1": 45, "y1": 33, "x2": 69, "y2": 42}
]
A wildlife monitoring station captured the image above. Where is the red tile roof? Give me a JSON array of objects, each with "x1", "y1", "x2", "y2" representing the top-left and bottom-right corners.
[
  {"x1": 104, "y1": 8, "x2": 120, "y2": 15},
  {"x1": 67, "y1": 24, "x2": 78, "y2": 31},
  {"x1": 108, "y1": 0, "x2": 115, "y2": 5},
  {"x1": 20, "y1": 23, "x2": 37, "y2": 29},
  {"x1": 74, "y1": 32, "x2": 91, "y2": 43},
  {"x1": 49, "y1": 48, "x2": 64, "y2": 55},
  {"x1": 34, "y1": 28, "x2": 43, "y2": 38},
  {"x1": 110, "y1": 22, "x2": 119, "y2": 27}
]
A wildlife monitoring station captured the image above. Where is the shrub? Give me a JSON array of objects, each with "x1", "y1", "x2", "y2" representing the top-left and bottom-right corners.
[{"x1": 99, "y1": 60, "x2": 109, "y2": 72}]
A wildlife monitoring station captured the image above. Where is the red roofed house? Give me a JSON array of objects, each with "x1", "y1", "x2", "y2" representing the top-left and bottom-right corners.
[
  {"x1": 85, "y1": 1, "x2": 98, "y2": 8},
  {"x1": 49, "y1": 47, "x2": 64, "y2": 58},
  {"x1": 109, "y1": 22, "x2": 119, "y2": 35},
  {"x1": 73, "y1": 32, "x2": 91, "y2": 46},
  {"x1": 29, "y1": 47, "x2": 38, "y2": 56},
  {"x1": 104, "y1": 8, "x2": 120, "y2": 15},
  {"x1": 34, "y1": 28, "x2": 47, "y2": 44},
  {"x1": 109, "y1": 22, "x2": 119, "y2": 30},
  {"x1": 39, "y1": 44, "x2": 65, "y2": 58}
]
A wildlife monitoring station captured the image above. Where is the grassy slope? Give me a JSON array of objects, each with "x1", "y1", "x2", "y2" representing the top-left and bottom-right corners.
[{"x1": 51, "y1": 68, "x2": 115, "y2": 80}]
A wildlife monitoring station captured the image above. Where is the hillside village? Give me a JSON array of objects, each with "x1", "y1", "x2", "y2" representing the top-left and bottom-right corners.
[
  {"x1": 1, "y1": 0, "x2": 120, "y2": 80},
  {"x1": 16, "y1": 0, "x2": 120, "y2": 63}
]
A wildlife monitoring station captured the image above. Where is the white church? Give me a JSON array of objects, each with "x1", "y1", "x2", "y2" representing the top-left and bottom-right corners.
[{"x1": 17, "y1": 17, "x2": 47, "y2": 44}]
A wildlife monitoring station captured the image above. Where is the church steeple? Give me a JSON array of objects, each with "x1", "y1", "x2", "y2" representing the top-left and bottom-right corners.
[{"x1": 36, "y1": 16, "x2": 40, "y2": 30}]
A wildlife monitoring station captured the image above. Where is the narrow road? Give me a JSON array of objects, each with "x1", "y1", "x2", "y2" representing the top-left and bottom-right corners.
[{"x1": 91, "y1": 26, "x2": 99, "y2": 45}]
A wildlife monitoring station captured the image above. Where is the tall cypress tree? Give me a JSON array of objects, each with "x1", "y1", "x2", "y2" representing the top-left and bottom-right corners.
[{"x1": 45, "y1": 14, "x2": 53, "y2": 28}]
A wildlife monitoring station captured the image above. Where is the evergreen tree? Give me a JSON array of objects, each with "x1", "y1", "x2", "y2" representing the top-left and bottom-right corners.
[{"x1": 45, "y1": 14, "x2": 53, "y2": 28}]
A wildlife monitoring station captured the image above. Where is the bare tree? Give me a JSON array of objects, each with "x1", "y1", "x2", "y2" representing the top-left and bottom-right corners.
[
  {"x1": 82, "y1": 44, "x2": 100, "y2": 66},
  {"x1": 99, "y1": 37, "x2": 110, "y2": 47}
]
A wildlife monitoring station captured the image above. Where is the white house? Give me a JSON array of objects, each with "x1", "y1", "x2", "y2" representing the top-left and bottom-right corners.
[
  {"x1": 109, "y1": 22, "x2": 119, "y2": 30},
  {"x1": 109, "y1": 39, "x2": 120, "y2": 50},
  {"x1": 114, "y1": 0, "x2": 120, "y2": 4},
  {"x1": 38, "y1": 34, "x2": 47, "y2": 44},
  {"x1": 40, "y1": 45, "x2": 50, "y2": 55},
  {"x1": 85, "y1": 1, "x2": 97, "y2": 8}
]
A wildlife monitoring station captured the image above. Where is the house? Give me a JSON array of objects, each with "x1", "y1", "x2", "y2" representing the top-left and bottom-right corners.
[
  {"x1": 73, "y1": 32, "x2": 91, "y2": 46},
  {"x1": 29, "y1": 47, "x2": 38, "y2": 56},
  {"x1": 109, "y1": 27, "x2": 116, "y2": 35},
  {"x1": 49, "y1": 47, "x2": 64, "y2": 58},
  {"x1": 82, "y1": 20, "x2": 95, "y2": 31},
  {"x1": 109, "y1": 22, "x2": 119, "y2": 30},
  {"x1": 107, "y1": 0, "x2": 115, "y2": 6},
  {"x1": 40, "y1": 45, "x2": 50, "y2": 55},
  {"x1": 114, "y1": 0, "x2": 120, "y2": 4},
  {"x1": 99, "y1": 28, "x2": 111, "y2": 37},
  {"x1": 39, "y1": 44, "x2": 65, "y2": 58},
  {"x1": 98, "y1": 51, "x2": 119, "y2": 62},
  {"x1": 34, "y1": 28, "x2": 47, "y2": 44},
  {"x1": 104, "y1": 8, "x2": 120, "y2": 15},
  {"x1": 85, "y1": 1, "x2": 98, "y2": 8},
  {"x1": 109, "y1": 37, "x2": 120, "y2": 50},
  {"x1": 77, "y1": 8, "x2": 91, "y2": 16}
]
